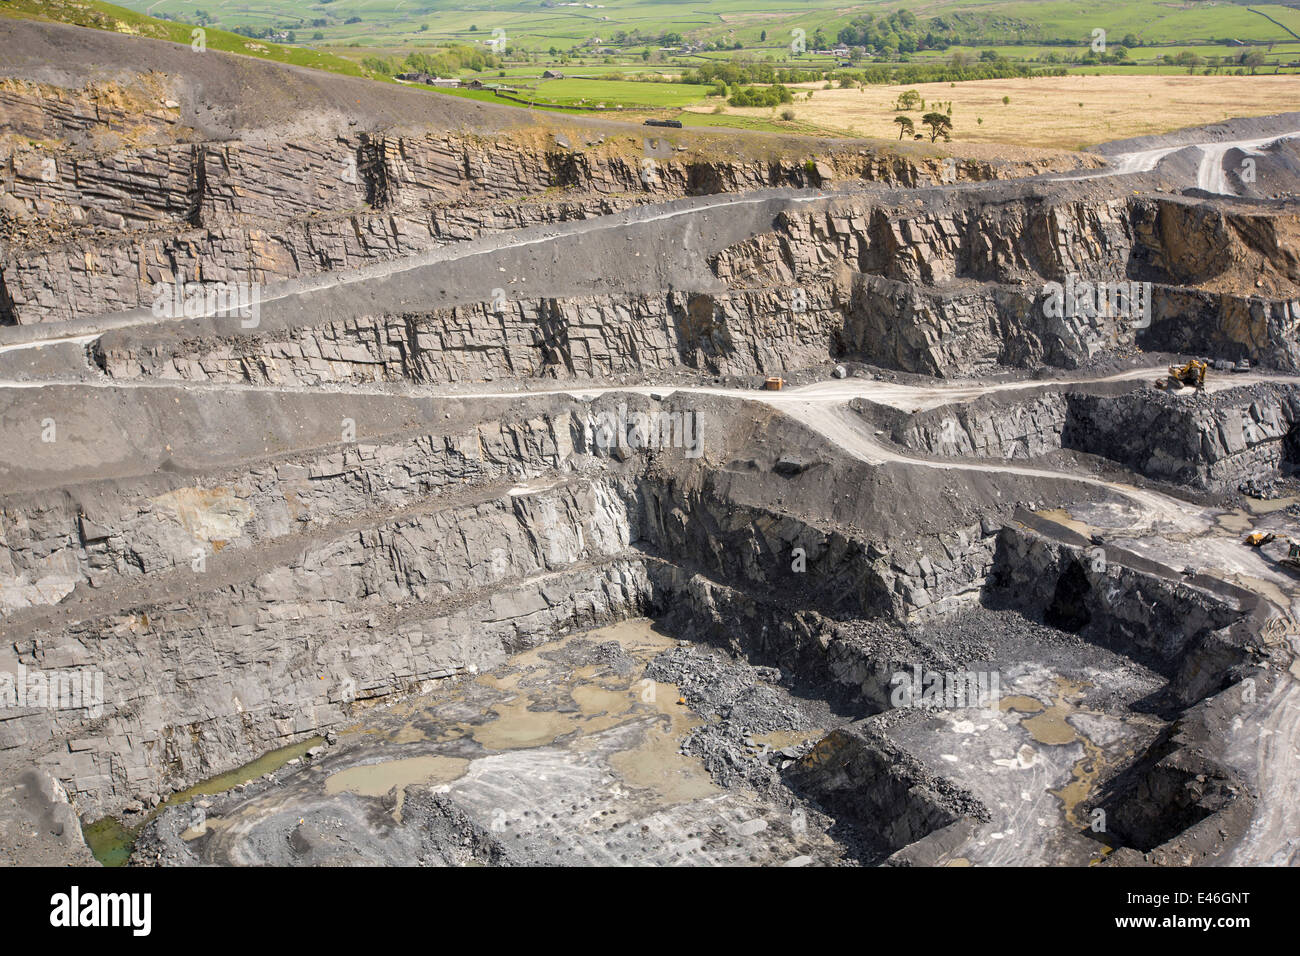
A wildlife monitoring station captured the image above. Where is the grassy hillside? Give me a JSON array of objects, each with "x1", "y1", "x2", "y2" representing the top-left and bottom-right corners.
[{"x1": 0, "y1": 0, "x2": 384, "y2": 79}]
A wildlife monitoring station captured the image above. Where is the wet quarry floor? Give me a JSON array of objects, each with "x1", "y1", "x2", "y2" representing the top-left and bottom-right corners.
[
  {"x1": 130, "y1": 619, "x2": 842, "y2": 866},
  {"x1": 118, "y1": 611, "x2": 1171, "y2": 867}
]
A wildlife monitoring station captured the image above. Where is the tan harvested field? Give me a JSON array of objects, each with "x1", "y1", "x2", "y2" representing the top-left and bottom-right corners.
[{"x1": 690, "y1": 75, "x2": 1300, "y2": 149}]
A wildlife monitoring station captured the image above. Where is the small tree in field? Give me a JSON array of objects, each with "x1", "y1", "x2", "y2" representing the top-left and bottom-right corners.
[
  {"x1": 922, "y1": 112, "x2": 953, "y2": 143},
  {"x1": 894, "y1": 89, "x2": 922, "y2": 111},
  {"x1": 894, "y1": 115, "x2": 915, "y2": 139}
]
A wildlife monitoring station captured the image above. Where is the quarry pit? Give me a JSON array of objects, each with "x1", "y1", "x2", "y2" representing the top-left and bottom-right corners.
[{"x1": 3, "y1": 17, "x2": 1300, "y2": 870}]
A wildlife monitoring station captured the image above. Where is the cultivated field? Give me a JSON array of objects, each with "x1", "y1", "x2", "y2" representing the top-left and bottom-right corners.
[
  {"x1": 115, "y1": 0, "x2": 1300, "y2": 53},
  {"x1": 697, "y1": 74, "x2": 1300, "y2": 148}
]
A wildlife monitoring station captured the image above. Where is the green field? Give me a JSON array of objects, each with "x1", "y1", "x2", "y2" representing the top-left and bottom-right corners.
[
  {"x1": 12, "y1": 0, "x2": 1300, "y2": 143},
  {"x1": 112, "y1": 0, "x2": 1300, "y2": 55},
  {"x1": 523, "y1": 77, "x2": 712, "y2": 107},
  {"x1": 29, "y1": 0, "x2": 1300, "y2": 81}
]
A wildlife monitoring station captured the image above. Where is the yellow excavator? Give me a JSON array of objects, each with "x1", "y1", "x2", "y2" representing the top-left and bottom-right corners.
[
  {"x1": 1248, "y1": 533, "x2": 1300, "y2": 571},
  {"x1": 1283, "y1": 539, "x2": 1300, "y2": 572},
  {"x1": 1156, "y1": 359, "x2": 1208, "y2": 391}
]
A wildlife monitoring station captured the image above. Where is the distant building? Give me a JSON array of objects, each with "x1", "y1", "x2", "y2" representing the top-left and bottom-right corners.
[
  {"x1": 542, "y1": 70, "x2": 565, "y2": 79},
  {"x1": 396, "y1": 72, "x2": 460, "y2": 88}
]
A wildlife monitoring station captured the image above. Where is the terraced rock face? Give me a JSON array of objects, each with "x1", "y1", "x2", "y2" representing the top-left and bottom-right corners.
[{"x1": 3, "y1": 19, "x2": 1300, "y2": 869}]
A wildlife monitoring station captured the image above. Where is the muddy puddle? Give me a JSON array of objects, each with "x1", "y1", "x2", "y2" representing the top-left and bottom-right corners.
[
  {"x1": 323, "y1": 618, "x2": 719, "y2": 809},
  {"x1": 83, "y1": 736, "x2": 323, "y2": 866}
]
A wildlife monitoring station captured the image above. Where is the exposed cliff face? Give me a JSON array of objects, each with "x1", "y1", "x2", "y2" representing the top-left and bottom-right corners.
[
  {"x1": 711, "y1": 192, "x2": 1300, "y2": 375},
  {"x1": 640, "y1": 476, "x2": 997, "y2": 623},
  {"x1": 1, "y1": 62, "x2": 1103, "y2": 329},
  {"x1": 1142, "y1": 287, "x2": 1300, "y2": 370},
  {"x1": 883, "y1": 380, "x2": 1300, "y2": 492},
  {"x1": 786, "y1": 724, "x2": 988, "y2": 856},
  {"x1": 0, "y1": 390, "x2": 1031, "y2": 817},
  {"x1": 889, "y1": 391, "x2": 1069, "y2": 460},
  {"x1": 988, "y1": 517, "x2": 1254, "y2": 690},
  {"x1": 1129, "y1": 197, "x2": 1300, "y2": 294},
  {"x1": 5, "y1": 470, "x2": 649, "y2": 816},
  {"x1": 1, "y1": 413, "x2": 576, "y2": 614},
  {"x1": 1064, "y1": 384, "x2": 1300, "y2": 490},
  {"x1": 92, "y1": 287, "x2": 845, "y2": 384}
]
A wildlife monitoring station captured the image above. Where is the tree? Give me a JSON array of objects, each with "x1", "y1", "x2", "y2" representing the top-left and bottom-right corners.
[
  {"x1": 1174, "y1": 50, "x2": 1202, "y2": 74},
  {"x1": 760, "y1": 29, "x2": 767, "y2": 42},
  {"x1": 894, "y1": 114, "x2": 915, "y2": 139},
  {"x1": 894, "y1": 88, "x2": 922, "y2": 111},
  {"x1": 922, "y1": 111, "x2": 953, "y2": 142}
]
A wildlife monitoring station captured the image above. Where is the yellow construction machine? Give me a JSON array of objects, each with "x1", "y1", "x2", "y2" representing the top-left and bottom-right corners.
[{"x1": 1156, "y1": 359, "x2": 1208, "y2": 391}]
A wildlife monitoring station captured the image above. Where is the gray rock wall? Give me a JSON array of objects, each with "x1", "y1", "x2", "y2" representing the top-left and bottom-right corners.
[
  {"x1": 893, "y1": 392, "x2": 1068, "y2": 459},
  {"x1": 1063, "y1": 384, "x2": 1300, "y2": 490},
  {"x1": 988, "y1": 518, "x2": 1251, "y2": 697},
  {"x1": 2, "y1": 196, "x2": 633, "y2": 324},
  {"x1": 1, "y1": 414, "x2": 576, "y2": 614},
  {"x1": 94, "y1": 288, "x2": 845, "y2": 384},
  {"x1": 639, "y1": 479, "x2": 997, "y2": 621},
  {"x1": 712, "y1": 195, "x2": 1300, "y2": 374},
  {"x1": 6, "y1": 475, "x2": 646, "y2": 816}
]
